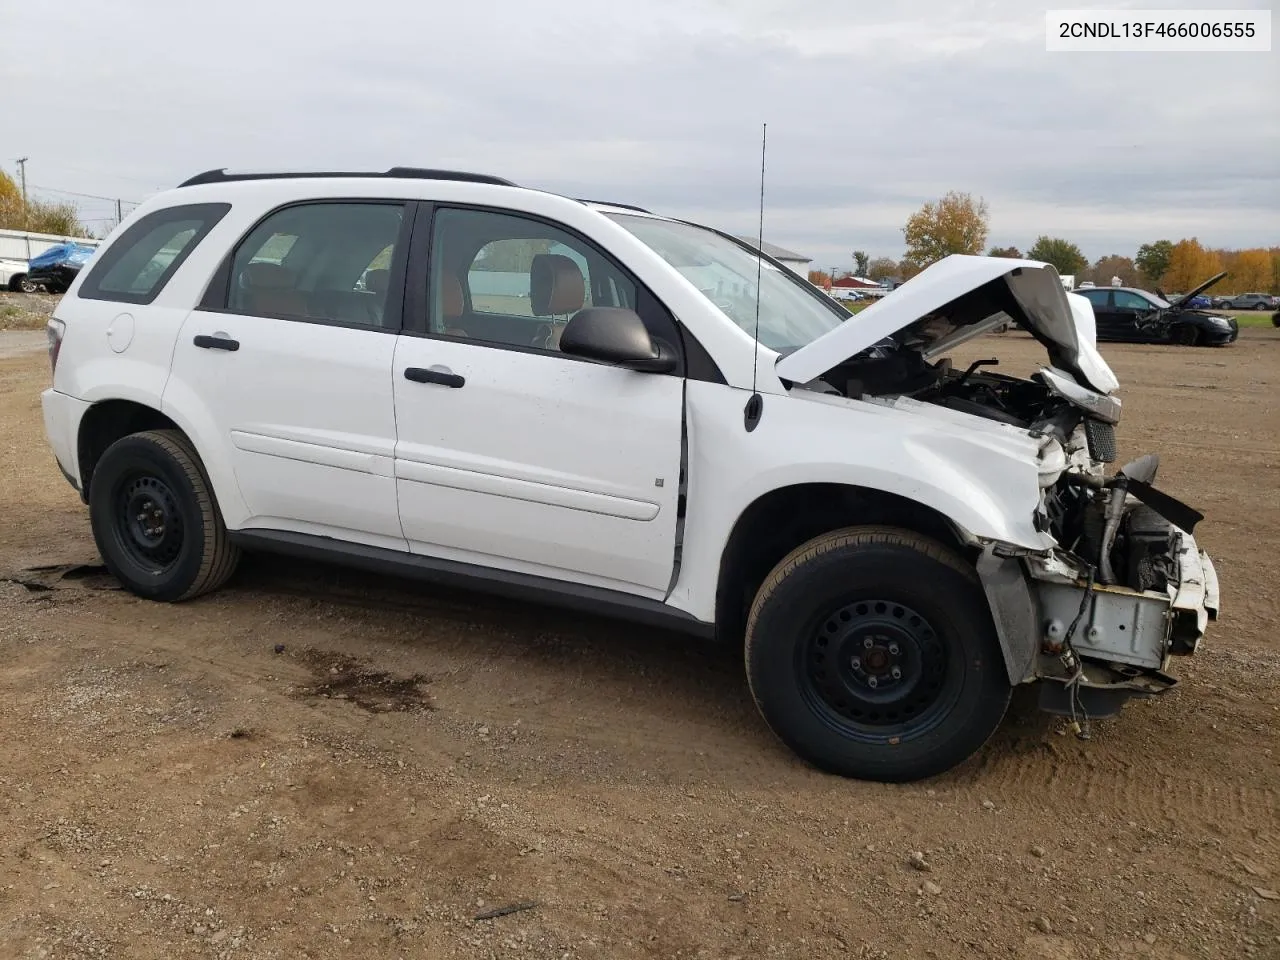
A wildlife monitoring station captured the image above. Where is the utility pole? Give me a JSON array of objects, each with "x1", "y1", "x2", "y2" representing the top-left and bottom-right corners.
[
  {"x1": 116, "y1": 198, "x2": 123, "y2": 228},
  {"x1": 16, "y1": 157, "x2": 29, "y2": 256}
]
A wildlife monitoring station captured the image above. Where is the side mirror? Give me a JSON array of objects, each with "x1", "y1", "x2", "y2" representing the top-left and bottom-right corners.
[{"x1": 559, "y1": 307, "x2": 677, "y2": 373}]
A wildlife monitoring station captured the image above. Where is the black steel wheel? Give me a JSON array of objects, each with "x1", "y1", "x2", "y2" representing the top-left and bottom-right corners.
[
  {"x1": 112, "y1": 472, "x2": 186, "y2": 575},
  {"x1": 800, "y1": 599, "x2": 962, "y2": 742},
  {"x1": 89, "y1": 429, "x2": 240, "y2": 602},
  {"x1": 745, "y1": 526, "x2": 1011, "y2": 782},
  {"x1": 1172, "y1": 324, "x2": 1199, "y2": 346}
]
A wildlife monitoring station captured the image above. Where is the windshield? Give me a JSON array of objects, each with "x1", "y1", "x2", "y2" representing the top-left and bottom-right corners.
[{"x1": 605, "y1": 213, "x2": 848, "y2": 353}]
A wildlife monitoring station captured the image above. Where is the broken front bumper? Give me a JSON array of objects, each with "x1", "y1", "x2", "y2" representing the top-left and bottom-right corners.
[
  {"x1": 1036, "y1": 530, "x2": 1219, "y2": 671},
  {"x1": 977, "y1": 528, "x2": 1220, "y2": 718}
]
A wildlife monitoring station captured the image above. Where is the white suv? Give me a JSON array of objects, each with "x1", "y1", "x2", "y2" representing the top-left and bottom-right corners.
[{"x1": 39, "y1": 167, "x2": 1220, "y2": 782}]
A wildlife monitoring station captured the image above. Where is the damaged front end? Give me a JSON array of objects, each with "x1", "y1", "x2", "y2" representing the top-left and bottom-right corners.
[
  {"x1": 773, "y1": 254, "x2": 1221, "y2": 727},
  {"x1": 1000, "y1": 444, "x2": 1221, "y2": 724}
]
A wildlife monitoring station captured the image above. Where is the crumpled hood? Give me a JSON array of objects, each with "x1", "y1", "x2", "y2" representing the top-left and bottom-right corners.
[{"x1": 775, "y1": 254, "x2": 1119, "y2": 395}]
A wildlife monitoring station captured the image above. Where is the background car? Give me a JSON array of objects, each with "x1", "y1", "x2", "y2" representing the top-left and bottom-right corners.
[
  {"x1": 1074, "y1": 272, "x2": 1237, "y2": 346},
  {"x1": 0, "y1": 257, "x2": 36, "y2": 292},
  {"x1": 1220, "y1": 292, "x2": 1278, "y2": 311},
  {"x1": 24, "y1": 241, "x2": 96, "y2": 294}
]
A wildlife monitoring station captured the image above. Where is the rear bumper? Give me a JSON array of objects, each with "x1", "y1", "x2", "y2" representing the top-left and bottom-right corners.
[{"x1": 41, "y1": 388, "x2": 91, "y2": 501}]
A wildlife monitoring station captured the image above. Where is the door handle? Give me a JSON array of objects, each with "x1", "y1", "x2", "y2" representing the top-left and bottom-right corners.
[
  {"x1": 193, "y1": 335, "x2": 240, "y2": 351},
  {"x1": 404, "y1": 366, "x2": 465, "y2": 388}
]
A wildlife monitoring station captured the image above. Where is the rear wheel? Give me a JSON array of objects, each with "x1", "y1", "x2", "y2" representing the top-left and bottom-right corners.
[
  {"x1": 744, "y1": 526, "x2": 1011, "y2": 782},
  {"x1": 1172, "y1": 324, "x2": 1199, "y2": 346},
  {"x1": 88, "y1": 430, "x2": 240, "y2": 602},
  {"x1": 1256, "y1": 302, "x2": 1270, "y2": 311}
]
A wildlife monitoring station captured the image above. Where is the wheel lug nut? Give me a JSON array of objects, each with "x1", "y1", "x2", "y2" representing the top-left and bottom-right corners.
[
  {"x1": 889, "y1": 643, "x2": 900, "y2": 655},
  {"x1": 868, "y1": 676, "x2": 878, "y2": 688},
  {"x1": 863, "y1": 638, "x2": 874, "y2": 649},
  {"x1": 891, "y1": 666, "x2": 902, "y2": 679}
]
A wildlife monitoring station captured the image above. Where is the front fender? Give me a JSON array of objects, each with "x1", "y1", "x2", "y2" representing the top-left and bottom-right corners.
[{"x1": 671, "y1": 382, "x2": 1056, "y2": 622}]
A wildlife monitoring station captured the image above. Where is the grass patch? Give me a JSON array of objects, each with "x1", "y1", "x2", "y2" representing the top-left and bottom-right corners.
[{"x1": 1232, "y1": 311, "x2": 1278, "y2": 329}]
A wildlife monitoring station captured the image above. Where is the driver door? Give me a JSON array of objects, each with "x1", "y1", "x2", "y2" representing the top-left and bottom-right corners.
[{"x1": 390, "y1": 204, "x2": 686, "y2": 597}]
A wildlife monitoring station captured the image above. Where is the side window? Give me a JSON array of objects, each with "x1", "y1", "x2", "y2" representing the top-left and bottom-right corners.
[
  {"x1": 78, "y1": 202, "x2": 231, "y2": 304},
  {"x1": 1079, "y1": 290, "x2": 1109, "y2": 308},
  {"x1": 429, "y1": 207, "x2": 636, "y2": 351},
  {"x1": 227, "y1": 202, "x2": 406, "y2": 329},
  {"x1": 1113, "y1": 291, "x2": 1151, "y2": 310}
]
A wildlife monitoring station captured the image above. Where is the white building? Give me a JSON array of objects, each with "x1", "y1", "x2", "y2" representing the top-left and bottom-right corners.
[{"x1": 0, "y1": 228, "x2": 101, "y2": 263}]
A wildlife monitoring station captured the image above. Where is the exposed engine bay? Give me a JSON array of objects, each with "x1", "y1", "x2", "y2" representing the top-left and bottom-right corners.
[{"x1": 809, "y1": 337, "x2": 1203, "y2": 598}]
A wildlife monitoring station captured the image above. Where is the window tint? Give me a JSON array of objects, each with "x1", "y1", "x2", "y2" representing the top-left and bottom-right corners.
[
  {"x1": 78, "y1": 202, "x2": 230, "y2": 304},
  {"x1": 227, "y1": 202, "x2": 405, "y2": 329},
  {"x1": 428, "y1": 207, "x2": 636, "y2": 351},
  {"x1": 1078, "y1": 289, "x2": 1109, "y2": 307},
  {"x1": 1113, "y1": 290, "x2": 1153, "y2": 310}
]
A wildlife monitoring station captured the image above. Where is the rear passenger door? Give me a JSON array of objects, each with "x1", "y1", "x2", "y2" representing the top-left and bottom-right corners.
[{"x1": 166, "y1": 200, "x2": 413, "y2": 550}]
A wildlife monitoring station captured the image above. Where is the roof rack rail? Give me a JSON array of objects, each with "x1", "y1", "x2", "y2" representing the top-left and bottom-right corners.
[
  {"x1": 575, "y1": 198, "x2": 651, "y2": 214},
  {"x1": 177, "y1": 167, "x2": 518, "y2": 188}
]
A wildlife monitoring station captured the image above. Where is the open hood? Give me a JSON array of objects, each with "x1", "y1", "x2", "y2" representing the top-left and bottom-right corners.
[
  {"x1": 775, "y1": 254, "x2": 1119, "y2": 395},
  {"x1": 1165, "y1": 270, "x2": 1227, "y2": 306}
]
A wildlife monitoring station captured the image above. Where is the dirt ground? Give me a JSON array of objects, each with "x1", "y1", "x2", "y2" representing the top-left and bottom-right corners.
[{"x1": 1, "y1": 325, "x2": 1277, "y2": 960}]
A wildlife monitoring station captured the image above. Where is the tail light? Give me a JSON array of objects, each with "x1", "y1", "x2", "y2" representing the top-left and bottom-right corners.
[{"x1": 47, "y1": 317, "x2": 66, "y2": 377}]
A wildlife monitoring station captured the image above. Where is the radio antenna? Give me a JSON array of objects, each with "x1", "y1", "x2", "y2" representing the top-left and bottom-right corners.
[{"x1": 744, "y1": 121, "x2": 767, "y2": 433}]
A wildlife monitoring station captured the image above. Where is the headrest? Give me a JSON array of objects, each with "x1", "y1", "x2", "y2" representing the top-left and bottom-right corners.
[
  {"x1": 531, "y1": 254, "x2": 585, "y2": 316},
  {"x1": 441, "y1": 271, "x2": 464, "y2": 320},
  {"x1": 363, "y1": 268, "x2": 390, "y2": 295},
  {"x1": 242, "y1": 261, "x2": 299, "y2": 290}
]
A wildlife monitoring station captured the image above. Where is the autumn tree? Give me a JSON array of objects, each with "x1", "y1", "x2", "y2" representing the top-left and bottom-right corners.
[
  {"x1": 1162, "y1": 239, "x2": 1222, "y2": 293},
  {"x1": 1087, "y1": 254, "x2": 1139, "y2": 288},
  {"x1": 899, "y1": 258, "x2": 924, "y2": 281},
  {"x1": 987, "y1": 245, "x2": 1022, "y2": 258},
  {"x1": 0, "y1": 170, "x2": 85, "y2": 235},
  {"x1": 808, "y1": 269, "x2": 832, "y2": 287},
  {"x1": 1226, "y1": 248, "x2": 1272, "y2": 293},
  {"x1": 1135, "y1": 240, "x2": 1174, "y2": 286},
  {"x1": 901, "y1": 191, "x2": 989, "y2": 266},
  {"x1": 1027, "y1": 236, "x2": 1087, "y2": 277},
  {"x1": 867, "y1": 257, "x2": 899, "y2": 282},
  {"x1": 852, "y1": 250, "x2": 869, "y2": 276}
]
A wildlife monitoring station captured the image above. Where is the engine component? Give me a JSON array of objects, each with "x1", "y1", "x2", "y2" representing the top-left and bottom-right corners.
[
  {"x1": 1120, "y1": 505, "x2": 1180, "y2": 593},
  {"x1": 1084, "y1": 419, "x2": 1117, "y2": 463}
]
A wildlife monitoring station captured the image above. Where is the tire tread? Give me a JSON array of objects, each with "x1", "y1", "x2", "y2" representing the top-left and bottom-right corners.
[{"x1": 123, "y1": 429, "x2": 239, "y2": 601}]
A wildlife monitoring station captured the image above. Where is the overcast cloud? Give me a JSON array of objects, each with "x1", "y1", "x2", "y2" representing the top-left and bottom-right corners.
[{"x1": 4, "y1": 0, "x2": 1277, "y2": 268}]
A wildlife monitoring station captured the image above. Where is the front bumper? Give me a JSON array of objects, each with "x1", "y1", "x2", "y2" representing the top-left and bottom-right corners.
[
  {"x1": 1033, "y1": 527, "x2": 1218, "y2": 672},
  {"x1": 1200, "y1": 324, "x2": 1238, "y2": 345}
]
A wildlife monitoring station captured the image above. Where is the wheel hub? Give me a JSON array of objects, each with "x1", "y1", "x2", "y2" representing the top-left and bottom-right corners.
[
  {"x1": 116, "y1": 475, "x2": 184, "y2": 571},
  {"x1": 803, "y1": 600, "x2": 949, "y2": 729}
]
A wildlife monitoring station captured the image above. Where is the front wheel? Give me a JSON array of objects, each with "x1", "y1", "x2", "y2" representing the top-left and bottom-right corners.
[
  {"x1": 1172, "y1": 324, "x2": 1199, "y2": 346},
  {"x1": 744, "y1": 527, "x2": 1011, "y2": 782},
  {"x1": 88, "y1": 429, "x2": 240, "y2": 602}
]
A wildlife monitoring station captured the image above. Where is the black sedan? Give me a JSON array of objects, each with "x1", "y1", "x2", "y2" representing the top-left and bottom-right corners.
[{"x1": 1074, "y1": 272, "x2": 1238, "y2": 346}]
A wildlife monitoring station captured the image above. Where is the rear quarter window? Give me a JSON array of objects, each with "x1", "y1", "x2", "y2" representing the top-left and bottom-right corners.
[{"x1": 78, "y1": 202, "x2": 231, "y2": 305}]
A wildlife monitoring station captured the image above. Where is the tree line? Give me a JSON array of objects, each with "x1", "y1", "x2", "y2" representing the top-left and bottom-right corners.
[
  {"x1": 0, "y1": 171, "x2": 85, "y2": 237},
  {"x1": 814, "y1": 190, "x2": 1280, "y2": 295}
]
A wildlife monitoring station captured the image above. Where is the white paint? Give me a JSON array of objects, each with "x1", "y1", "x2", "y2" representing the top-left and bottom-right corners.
[
  {"x1": 106, "y1": 313, "x2": 134, "y2": 353},
  {"x1": 36, "y1": 173, "x2": 1214, "y2": 652}
]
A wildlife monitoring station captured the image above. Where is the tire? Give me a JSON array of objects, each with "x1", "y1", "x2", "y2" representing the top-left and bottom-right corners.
[
  {"x1": 1256, "y1": 302, "x2": 1270, "y2": 311},
  {"x1": 88, "y1": 429, "x2": 240, "y2": 602},
  {"x1": 744, "y1": 526, "x2": 1011, "y2": 783},
  {"x1": 20, "y1": 277, "x2": 38, "y2": 293},
  {"x1": 1172, "y1": 325, "x2": 1199, "y2": 346}
]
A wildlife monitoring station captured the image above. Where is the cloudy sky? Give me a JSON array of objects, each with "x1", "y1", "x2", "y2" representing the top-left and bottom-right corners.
[{"x1": 5, "y1": 0, "x2": 1277, "y2": 270}]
